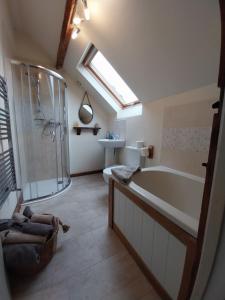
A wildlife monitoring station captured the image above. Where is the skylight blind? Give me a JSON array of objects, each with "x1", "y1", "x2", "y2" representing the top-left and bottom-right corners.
[{"x1": 90, "y1": 51, "x2": 139, "y2": 105}]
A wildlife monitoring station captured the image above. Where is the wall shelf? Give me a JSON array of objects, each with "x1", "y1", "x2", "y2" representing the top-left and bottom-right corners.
[{"x1": 73, "y1": 126, "x2": 101, "y2": 135}]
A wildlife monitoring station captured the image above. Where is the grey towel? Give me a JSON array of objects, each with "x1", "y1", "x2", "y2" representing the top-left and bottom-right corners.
[
  {"x1": 3, "y1": 243, "x2": 41, "y2": 270},
  {"x1": 0, "y1": 220, "x2": 15, "y2": 232},
  {"x1": 31, "y1": 214, "x2": 53, "y2": 225},
  {"x1": 111, "y1": 166, "x2": 140, "y2": 184},
  {"x1": 0, "y1": 230, "x2": 47, "y2": 244},
  {"x1": 23, "y1": 206, "x2": 34, "y2": 219},
  {"x1": 13, "y1": 213, "x2": 29, "y2": 223},
  {"x1": 13, "y1": 222, "x2": 54, "y2": 237},
  {"x1": 0, "y1": 219, "x2": 53, "y2": 237}
]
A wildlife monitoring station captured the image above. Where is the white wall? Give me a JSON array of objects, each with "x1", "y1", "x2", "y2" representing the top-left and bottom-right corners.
[
  {"x1": 14, "y1": 32, "x2": 54, "y2": 67},
  {"x1": 7, "y1": 0, "x2": 220, "y2": 176},
  {"x1": 11, "y1": 32, "x2": 112, "y2": 175},
  {"x1": 0, "y1": 0, "x2": 15, "y2": 74},
  {"x1": 64, "y1": 75, "x2": 109, "y2": 174},
  {"x1": 203, "y1": 216, "x2": 225, "y2": 300},
  {"x1": 7, "y1": 0, "x2": 220, "y2": 112},
  {"x1": 65, "y1": 0, "x2": 220, "y2": 106},
  {"x1": 12, "y1": 32, "x2": 220, "y2": 177},
  {"x1": 113, "y1": 84, "x2": 219, "y2": 176}
]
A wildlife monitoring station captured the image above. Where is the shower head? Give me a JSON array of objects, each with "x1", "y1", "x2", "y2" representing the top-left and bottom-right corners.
[{"x1": 25, "y1": 71, "x2": 47, "y2": 124}]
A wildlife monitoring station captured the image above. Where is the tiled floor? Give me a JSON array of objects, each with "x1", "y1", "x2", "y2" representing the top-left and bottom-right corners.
[{"x1": 11, "y1": 174, "x2": 161, "y2": 300}]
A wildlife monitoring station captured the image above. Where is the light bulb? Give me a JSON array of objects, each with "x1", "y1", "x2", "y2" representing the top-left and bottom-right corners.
[
  {"x1": 84, "y1": 7, "x2": 90, "y2": 20},
  {"x1": 72, "y1": 28, "x2": 80, "y2": 40},
  {"x1": 73, "y1": 16, "x2": 81, "y2": 25}
]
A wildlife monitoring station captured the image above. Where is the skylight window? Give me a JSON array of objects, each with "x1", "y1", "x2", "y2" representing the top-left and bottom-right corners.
[{"x1": 83, "y1": 45, "x2": 140, "y2": 108}]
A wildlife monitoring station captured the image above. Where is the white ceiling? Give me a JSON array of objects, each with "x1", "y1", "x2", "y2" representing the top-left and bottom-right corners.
[
  {"x1": 8, "y1": 0, "x2": 66, "y2": 62},
  {"x1": 8, "y1": 0, "x2": 221, "y2": 108}
]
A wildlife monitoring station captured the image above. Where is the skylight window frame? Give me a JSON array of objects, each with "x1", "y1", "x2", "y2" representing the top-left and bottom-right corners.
[{"x1": 82, "y1": 45, "x2": 140, "y2": 109}]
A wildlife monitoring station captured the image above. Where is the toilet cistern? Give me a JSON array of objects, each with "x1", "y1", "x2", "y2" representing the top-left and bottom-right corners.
[{"x1": 98, "y1": 139, "x2": 126, "y2": 167}]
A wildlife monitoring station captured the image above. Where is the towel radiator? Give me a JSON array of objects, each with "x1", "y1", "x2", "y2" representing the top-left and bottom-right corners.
[{"x1": 0, "y1": 75, "x2": 16, "y2": 207}]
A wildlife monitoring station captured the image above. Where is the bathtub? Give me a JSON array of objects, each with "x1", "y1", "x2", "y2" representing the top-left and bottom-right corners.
[{"x1": 108, "y1": 166, "x2": 204, "y2": 300}]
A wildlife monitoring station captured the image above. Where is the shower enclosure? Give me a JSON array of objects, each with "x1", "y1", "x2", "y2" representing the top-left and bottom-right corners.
[{"x1": 11, "y1": 61, "x2": 70, "y2": 202}]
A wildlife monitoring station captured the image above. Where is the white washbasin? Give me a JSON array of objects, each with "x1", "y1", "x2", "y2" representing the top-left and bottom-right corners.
[{"x1": 98, "y1": 139, "x2": 126, "y2": 148}]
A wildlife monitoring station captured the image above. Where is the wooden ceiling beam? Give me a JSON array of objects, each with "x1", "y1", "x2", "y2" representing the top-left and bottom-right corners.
[{"x1": 56, "y1": 0, "x2": 77, "y2": 69}]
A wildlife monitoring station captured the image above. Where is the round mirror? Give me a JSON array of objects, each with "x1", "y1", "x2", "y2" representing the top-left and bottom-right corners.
[{"x1": 79, "y1": 92, "x2": 93, "y2": 124}]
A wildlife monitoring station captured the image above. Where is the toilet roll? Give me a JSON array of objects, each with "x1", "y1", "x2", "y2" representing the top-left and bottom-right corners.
[
  {"x1": 140, "y1": 147, "x2": 149, "y2": 157},
  {"x1": 136, "y1": 141, "x2": 144, "y2": 148}
]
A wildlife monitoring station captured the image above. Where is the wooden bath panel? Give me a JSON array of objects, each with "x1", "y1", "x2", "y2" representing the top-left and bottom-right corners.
[{"x1": 108, "y1": 178, "x2": 197, "y2": 300}]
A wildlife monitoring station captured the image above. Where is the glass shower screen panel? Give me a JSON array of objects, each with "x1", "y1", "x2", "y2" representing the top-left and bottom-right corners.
[{"x1": 12, "y1": 63, "x2": 70, "y2": 202}]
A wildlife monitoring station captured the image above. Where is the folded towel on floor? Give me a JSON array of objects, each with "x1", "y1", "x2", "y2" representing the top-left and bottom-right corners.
[
  {"x1": 13, "y1": 213, "x2": 29, "y2": 223},
  {"x1": 0, "y1": 220, "x2": 15, "y2": 232},
  {"x1": 0, "y1": 219, "x2": 53, "y2": 237},
  {"x1": 13, "y1": 222, "x2": 54, "y2": 237},
  {"x1": 23, "y1": 208, "x2": 70, "y2": 233},
  {"x1": 3, "y1": 243, "x2": 41, "y2": 271},
  {"x1": 31, "y1": 214, "x2": 54, "y2": 225},
  {"x1": 23, "y1": 206, "x2": 34, "y2": 219},
  {"x1": 0, "y1": 230, "x2": 47, "y2": 244},
  {"x1": 111, "y1": 166, "x2": 140, "y2": 184}
]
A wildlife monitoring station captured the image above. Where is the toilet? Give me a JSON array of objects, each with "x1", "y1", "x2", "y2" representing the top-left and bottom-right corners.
[
  {"x1": 103, "y1": 165, "x2": 125, "y2": 184},
  {"x1": 103, "y1": 147, "x2": 145, "y2": 184}
]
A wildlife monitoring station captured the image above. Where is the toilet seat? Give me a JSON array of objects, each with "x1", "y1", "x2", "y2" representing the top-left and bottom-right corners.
[{"x1": 103, "y1": 165, "x2": 125, "y2": 184}]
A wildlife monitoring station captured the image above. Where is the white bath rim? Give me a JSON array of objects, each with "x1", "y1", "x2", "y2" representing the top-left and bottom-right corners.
[{"x1": 113, "y1": 166, "x2": 205, "y2": 238}]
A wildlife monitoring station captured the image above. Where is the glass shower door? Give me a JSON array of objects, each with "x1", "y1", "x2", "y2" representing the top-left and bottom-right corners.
[
  {"x1": 56, "y1": 80, "x2": 70, "y2": 189},
  {"x1": 12, "y1": 62, "x2": 70, "y2": 202},
  {"x1": 27, "y1": 67, "x2": 58, "y2": 199}
]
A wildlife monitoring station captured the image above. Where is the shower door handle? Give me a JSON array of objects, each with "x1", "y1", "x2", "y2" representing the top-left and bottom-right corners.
[
  {"x1": 50, "y1": 130, "x2": 56, "y2": 142},
  {"x1": 60, "y1": 125, "x2": 65, "y2": 142}
]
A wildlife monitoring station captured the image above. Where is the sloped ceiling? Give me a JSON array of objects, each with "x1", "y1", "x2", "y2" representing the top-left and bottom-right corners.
[
  {"x1": 8, "y1": 0, "x2": 221, "y2": 106},
  {"x1": 8, "y1": 0, "x2": 66, "y2": 62}
]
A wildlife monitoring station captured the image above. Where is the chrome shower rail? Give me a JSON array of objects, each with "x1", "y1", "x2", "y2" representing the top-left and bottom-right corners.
[{"x1": 11, "y1": 60, "x2": 67, "y2": 86}]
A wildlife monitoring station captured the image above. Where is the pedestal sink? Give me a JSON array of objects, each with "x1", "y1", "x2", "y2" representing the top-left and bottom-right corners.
[{"x1": 98, "y1": 139, "x2": 126, "y2": 167}]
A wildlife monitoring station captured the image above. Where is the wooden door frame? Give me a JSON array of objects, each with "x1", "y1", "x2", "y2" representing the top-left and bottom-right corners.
[{"x1": 190, "y1": 0, "x2": 225, "y2": 298}]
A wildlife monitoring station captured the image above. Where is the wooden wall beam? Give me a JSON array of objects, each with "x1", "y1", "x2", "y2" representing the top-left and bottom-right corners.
[{"x1": 56, "y1": 0, "x2": 77, "y2": 69}]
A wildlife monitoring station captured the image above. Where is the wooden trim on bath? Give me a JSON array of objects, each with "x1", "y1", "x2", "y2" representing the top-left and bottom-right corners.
[
  {"x1": 70, "y1": 169, "x2": 103, "y2": 177},
  {"x1": 113, "y1": 180, "x2": 196, "y2": 248},
  {"x1": 110, "y1": 179, "x2": 198, "y2": 300},
  {"x1": 114, "y1": 223, "x2": 171, "y2": 300},
  {"x1": 108, "y1": 177, "x2": 114, "y2": 228}
]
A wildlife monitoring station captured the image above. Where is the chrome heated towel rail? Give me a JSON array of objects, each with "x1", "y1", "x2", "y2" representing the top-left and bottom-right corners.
[{"x1": 0, "y1": 75, "x2": 16, "y2": 207}]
